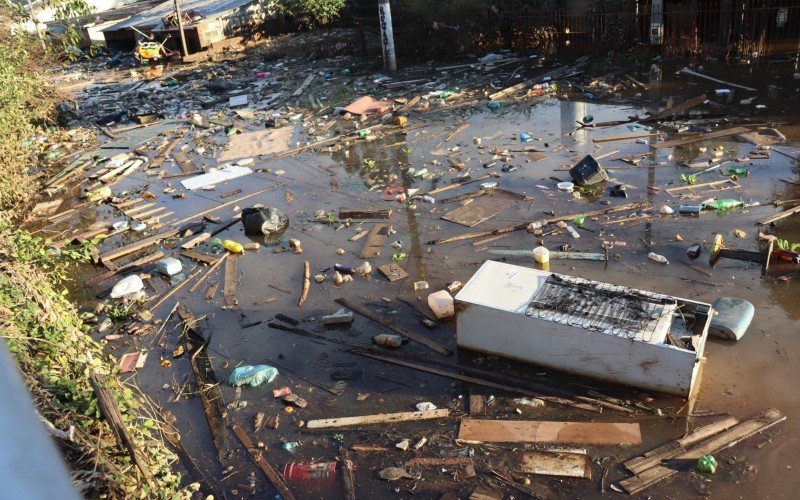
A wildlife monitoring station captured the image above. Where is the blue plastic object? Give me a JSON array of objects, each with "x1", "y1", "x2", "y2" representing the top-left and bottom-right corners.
[
  {"x1": 228, "y1": 365, "x2": 278, "y2": 387},
  {"x1": 520, "y1": 133, "x2": 532, "y2": 142},
  {"x1": 709, "y1": 297, "x2": 754, "y2": 341}
]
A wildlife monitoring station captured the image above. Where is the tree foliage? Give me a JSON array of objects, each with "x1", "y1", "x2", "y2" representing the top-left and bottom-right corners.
[{"x1": 276, "y1": 0, "x2": 347, "y2": 28}]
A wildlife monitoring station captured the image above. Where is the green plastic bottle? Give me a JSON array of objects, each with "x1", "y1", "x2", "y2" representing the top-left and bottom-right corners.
[
  {"x1": 728, "y1": 166, "x2": 748, "y2": 175},
  {"x1": 702, "y1": 199, "x2": 744, "y2": 210}
]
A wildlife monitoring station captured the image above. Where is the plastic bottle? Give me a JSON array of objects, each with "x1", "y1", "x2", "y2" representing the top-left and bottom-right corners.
[
  {"x1": 566, "y1": 226, "x2": 581, "y2": 239},
  {"x1": 210, "y1": 237, "x2": 223, "y2": 253},
  {"x1": 727, "y1": 166, "x2": 748, "y2": 176},
  {"x1": 421, "y1": 195, "x2": 436, "y2": 204},
  {"x1": 223, "y1": 239, "x2": 243, "y2": 253},
  {"x1": 702, "y1": 199, "x2": 744, "y2": 211},
  {"x1": 373, "y1": 334, "x2": 403, "y2": 347},
  {"x1": 648, "y1": 252, "x2": 669, "y2": 264}
]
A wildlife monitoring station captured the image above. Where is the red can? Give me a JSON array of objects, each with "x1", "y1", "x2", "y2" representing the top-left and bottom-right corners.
[{"x1": 283, "y1": 461, "x2": 339, "y2": 485}]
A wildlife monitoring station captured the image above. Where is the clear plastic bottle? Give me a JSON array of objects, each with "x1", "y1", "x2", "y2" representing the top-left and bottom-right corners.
[
  {"x1": 374, "y1": 334, "x2": 403, "y2": 347},
  {"x1": 648, "y1": 252, "x2": 669, "y2": 264}
]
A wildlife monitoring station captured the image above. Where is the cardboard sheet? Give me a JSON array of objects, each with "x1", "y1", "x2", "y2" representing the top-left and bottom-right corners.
[
  {"x1": 342, "y1": 96, "x2": 391, "y2": 116},
  {"x1": 217, "y1": 126, "x2": 293, "y2": 163}
]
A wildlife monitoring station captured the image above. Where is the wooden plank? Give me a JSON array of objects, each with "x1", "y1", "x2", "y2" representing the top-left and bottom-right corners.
[
  {"x1": 516, "y1": 451, "x2": 591, "y2": 478},
  {"x1": 84, "y1": 250, "x2": 164, "y2": 286},
  {"x1": 124, "y1": 202, "x2": 155, "y2": 216},
  {"x1": 335, "y1": 298, "x2": 452, "y2": 356},
  {"x1": 98, "y1": 160, "x2": 134, "y2": 182},
  {"x1": 113, "y1": 197, "x2": 146, "y2": 210},
  {"x1": 398, "y1": 95, "x2": 420, "y2": 113},
  {"x1": 640, "y1": 94, "x2": 708, "y2": 123},
  {"x1": 224, "y1": 254, "x2": 238, "y2": 307},
  {"x1": 624, "y1": 416, "x2": 739, "y2": 474},
  {"x1": 89, "y1": 372, "x2": 154, "y2": 488},
  {"x1": 106, "y1": 160, "x2": 143, "y2": 186},
  {"x1": 177, "y1": 305, "x2": 227, "y2": 458},
  {"x1": 131, "y1": 206, "x2": 166, "y2": 220},
  {"x1": 428, "y1": 201, "x2": 650, "y2": 245},
  {"x1": 181, "y1": 232, "x2": 211, "y2": 250},
  {"x1": 489, "y1": 81, "x2": 529, "y2": 100},
  {"x1": 679, "y1": 67, "x2": 757, "y2": 91},
  {"x1": 405, "y1": 457, "x2": 473, "y2": 467},
  {"x1": 231, "y1": 424, "x2": 296, "y2": 500},
  {"x1": 169, "y1": 184, "x2": 284, "y2": 227},
  {"x1": 180, "y1": 249, "x2": 218, "y2": 265},
  {"x1": 150, "y1": 136, "x2": 182, "y2": 169},
  {"x1": 339, "y1": 209, "x2": 392, "y2": 220},
  {"x1": 189, "y1": 253, "x2": 227, "y2": 293},
  {"x1": 340, "y1": 447, "x2": 356, "y2": 500},
  {"x1": 758, "y1": 203, "x2": 800, "y2": 225},
  {"x1": 377, "y1": 263, "x2": 408, "y2": 282},
  {"x1": 355, "y1": 352, "x2": 603, "y2": 413},
  {"x1": 445, "y1": 123, "x2": 470, "y2": 142},
  {"x1": 665, "y1": 179, "x2": 740, "y2": 197},
  {"x1": 441, "y1": 195, "x2": 512, "y2": 227},
  {"x1": 172, "y1": 150, "x2": 198, "y2": 174},
  {"x1": 592, "y1": 133, "x2": 659, "y2": 143},
  {"x1": 620, "y1": 408, "x2": 785, "y2": 495},
  {"x1": 458, "y1": 419, "x2": 641, "y2": 445},
  {"x1": 205, "y1": 281, "x2": 219, "y2": 300},
  {"x1": 306, "y1": 409, "x2": 450, "y2": 429},
  {"x1": 359, "y1": 223, "x2": 392, "y2": 259},
  {"x1": 469, "y1": 394, "x2": 486, "y2": 416},
  {"x1": 99, "y1": 228, "x2": 180, "y2": 264},
  {"x1": 651, "y1": 126, "x2": 750, "y2": 149},
  {"x1": 292, "y1": 73, "x2": 316, "y2": 97}
]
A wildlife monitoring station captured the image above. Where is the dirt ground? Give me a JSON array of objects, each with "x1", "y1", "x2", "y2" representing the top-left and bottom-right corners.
[{"x1": 34, "y1": 44, "x2": 800, "y2": 499}]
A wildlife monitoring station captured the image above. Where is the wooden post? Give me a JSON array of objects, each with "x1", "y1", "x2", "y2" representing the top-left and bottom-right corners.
[
  {"x1": 378, "y1": 0, "x2": 397, "y2": 71},
  {"x1": 174, "y1": 0, "x2": 189, "y2": 57}
]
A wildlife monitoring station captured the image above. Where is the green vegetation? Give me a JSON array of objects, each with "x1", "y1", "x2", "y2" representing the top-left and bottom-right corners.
[
  {"x1": 0, "y1": 8, "x2": 184, "y2": 497},
  {"x1": 680, "y1": 173, "x2": 699, "y2": 185},
  {"x1": 277, "y1": 0, "x2": 347, "y2": 28}
]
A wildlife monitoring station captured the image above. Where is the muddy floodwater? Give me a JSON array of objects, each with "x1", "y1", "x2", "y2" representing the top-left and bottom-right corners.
[{"x1": 50, "y1": 61, "x2": 800, "y2": 499}]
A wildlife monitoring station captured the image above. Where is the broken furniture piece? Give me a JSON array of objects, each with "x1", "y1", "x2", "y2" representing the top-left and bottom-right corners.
[
  {"x1": 455, "y1": 261, "x2": 713, "y2": 397},
  {"x1": 709, "y1": 234, "x2": 772, "y2": 275}
]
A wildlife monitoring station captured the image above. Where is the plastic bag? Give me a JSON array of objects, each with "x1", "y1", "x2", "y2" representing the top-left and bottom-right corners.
[{"x1": 228, "y1": 365, "x2": 278, "y2": 387}]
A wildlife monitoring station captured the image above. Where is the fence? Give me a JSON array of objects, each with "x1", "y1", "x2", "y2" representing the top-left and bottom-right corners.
[{"x1": 344, "y1": 0, "x2": 800, "y2": 61}]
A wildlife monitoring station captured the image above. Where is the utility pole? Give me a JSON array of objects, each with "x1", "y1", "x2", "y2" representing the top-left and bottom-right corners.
[
  {"x1": 378, "y1": 0, "x2": 396, "y2": 72},
  {"x1": 173, "y1": 0, "x2": 189, "y2": 57}
]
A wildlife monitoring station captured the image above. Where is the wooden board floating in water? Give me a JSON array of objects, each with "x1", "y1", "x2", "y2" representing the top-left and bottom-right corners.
[
  {"x1": 516, "y1": 451, "x2": 591, "y2": 478},
  {"x1": 619, "y1": 408, "x2": 785, "y2": 495},
  {"x1": 359, "y1": 223, "x2": 392, "y2": 259},
  {"x1": 441, "y1": 195, "x2": 513, "y2": 227},
  {"x1": 306, "y1": 409, "x2": 450, "y2": 429},
  {"x1": 457, "y1": 418, "x2": 642, "y2": 445},
  {"x1": 651, "y1": 126, "x2": 750, "y2": 149},
  {"x1": 377, "y1": 263, "x2": 408, "y2": 282},
  {"x1": 224, "y1": 254, "x2": 238, "y2": 307},
  {"x1": 665, "y1": 179, "x2": 740, "y2": 198},
  {"x1": 623, "y1": 416, "x2": 739, "y2": 475}
]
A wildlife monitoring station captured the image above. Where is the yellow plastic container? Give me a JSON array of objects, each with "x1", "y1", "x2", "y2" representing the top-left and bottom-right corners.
[
  {"x1": 223, "y1": 239, "x2": 243, "y2": 254},
  {"x1": 533, "y1": 246, "x2": 550, "y2": 264}
]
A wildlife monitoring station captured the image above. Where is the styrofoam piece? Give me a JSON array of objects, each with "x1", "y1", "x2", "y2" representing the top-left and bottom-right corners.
[{"x1": 181, "y1": 166, "x2": 252, "y2": 190}]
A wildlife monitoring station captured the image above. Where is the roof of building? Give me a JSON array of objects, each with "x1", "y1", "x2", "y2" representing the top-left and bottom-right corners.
[{"x1": 103, "y1": 0, "x2": 255, "y2": 32}]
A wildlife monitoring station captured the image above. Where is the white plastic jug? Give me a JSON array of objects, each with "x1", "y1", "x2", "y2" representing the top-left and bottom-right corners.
[{"x1": 533, "y1": 246, "x2": 550, "y2": 264}]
